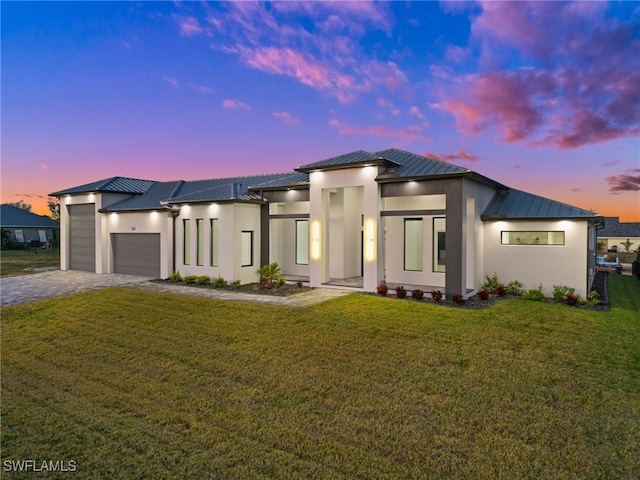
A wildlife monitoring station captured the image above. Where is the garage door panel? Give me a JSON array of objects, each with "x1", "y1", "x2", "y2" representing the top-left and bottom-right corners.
[
  {"x1": 69, "y1": 204, "x2": 95, "y2": 272},
  {"x1": 112, "y1": 233, "x2": 161, "y2": 277}
]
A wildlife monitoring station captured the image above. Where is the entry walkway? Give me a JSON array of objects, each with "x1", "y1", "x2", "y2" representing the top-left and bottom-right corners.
[{"x1": 1, "y1": 270, "x2": 349, "y2": 308}]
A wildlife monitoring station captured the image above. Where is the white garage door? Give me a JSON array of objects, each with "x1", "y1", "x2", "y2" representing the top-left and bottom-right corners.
[
  {"x1": 112, "y1": 233, "x2": 161, "y2": 277},
  {"x1": 69, "y1": 204, "x2": 96, "y2": 272}
]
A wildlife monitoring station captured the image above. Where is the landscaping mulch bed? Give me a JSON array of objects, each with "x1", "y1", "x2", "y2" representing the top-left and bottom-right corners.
[{"x1": 153, "y1": 279, "x2": 313, "y2": 297}]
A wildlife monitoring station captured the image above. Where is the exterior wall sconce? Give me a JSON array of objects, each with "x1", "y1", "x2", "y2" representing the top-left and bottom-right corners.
[
  {"x1": 366, "y1": 219, "x2": 375, "y2": 261},
  {"x1": 312, "y1": 221, "x2": 320, "y2": 260}
]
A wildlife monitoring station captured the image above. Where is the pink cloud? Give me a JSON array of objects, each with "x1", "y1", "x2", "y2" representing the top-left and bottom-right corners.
[
  {"x1": 606, "y1": 169, "x2": 640, "y2": 194},
  {"x1": 37, "y1": 162, "x2": 48, "y2": 170},
  {"x1": 438, "y1": 1, "x2": 640, "y2": 149},
  {"x1": 223, "y1": 99, "x2": 251, "y2": 111},
  {"x1": 174, "y1": 16, "x2": 205, "y2": 37},
  {"x1": 188, "y1": 83, "x2": 212, "y2": 94},
  {"x1": 377, "y1": 98, "x2": 400, "y2": 116},
  {"x1": 272, "y1": 111, "x2": 300, "y2": 126},
  {"x1": 424, "y1": 151, "x2": 480, "y2": 163},
  {"x1": 329, "y1": 119, "x2": 429, "y2": 143},
  {"x1": 162, "y1": 75, "x2": 179, "y2": 88},
  {"x1": 438, "y1": 70, "x2": 552, "y2": 143}
]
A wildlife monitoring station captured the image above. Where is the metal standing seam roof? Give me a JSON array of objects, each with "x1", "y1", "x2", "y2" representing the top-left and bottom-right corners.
[
  {"x1": 295, "y1": 150, "x2": 398, "y2": 172},
  {"x1": 0, "y1": 204, "x2": 59, "y2": 228},
  {"x1": 481, "y1": 188, "x2": 600, "y2": 220},
  {"x1": 100, "y1": 181, "x2": 184, "y2": 212},
  {"x1": 248, "y1": 172, "x2": 310, "y2": 190},
  {"x1": 374, "y1": 149, "x2": 470, "y2": 177},
  {"x1": 50, "y1": 176, "x2": 156, "y2": 196}
]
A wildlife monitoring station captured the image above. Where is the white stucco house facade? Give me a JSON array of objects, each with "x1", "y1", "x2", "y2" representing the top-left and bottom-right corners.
[{"x1": 51, "y1": 149, "x2": 603, "y2": 298}]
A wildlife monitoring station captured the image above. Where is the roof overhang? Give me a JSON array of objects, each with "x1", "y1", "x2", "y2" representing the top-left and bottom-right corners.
[{"x1": 295, "y1": 157, "x2": 399, "y2": 173}]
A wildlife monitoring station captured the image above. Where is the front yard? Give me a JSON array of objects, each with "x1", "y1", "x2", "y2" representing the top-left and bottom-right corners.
[{"x1": 1, "y1": 275, "x2": 639, "y2": 478}]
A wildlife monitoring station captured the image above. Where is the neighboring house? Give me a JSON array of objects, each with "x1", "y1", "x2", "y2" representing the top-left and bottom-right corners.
[
  {"x1": 597, "y1": 217, "x2": 640, "y2": 253},
  {"x1": 0, "y1": 204, "x2": 59, "y2": 247},
  {"x1": 50, "y1": 149, "x2": 603, "y2": 297}
]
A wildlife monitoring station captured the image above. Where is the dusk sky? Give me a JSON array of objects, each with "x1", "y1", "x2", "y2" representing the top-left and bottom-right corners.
[{"x1": 2, "y1": 1, "x2": 639, "y2": 221}]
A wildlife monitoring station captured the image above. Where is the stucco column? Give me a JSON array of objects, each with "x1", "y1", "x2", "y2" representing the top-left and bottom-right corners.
[{"x1": 445, "y1": 179, "x2": 466, "y2": 299}]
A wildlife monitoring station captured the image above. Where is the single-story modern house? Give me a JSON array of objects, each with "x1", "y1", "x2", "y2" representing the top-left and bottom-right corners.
[
  {"x1": 597, "y1": 217, "x2": 640, "y2": 253},
  {"x1": 0, "y1": 204, "x2": 59, "y2": 248},
  {"x1": 50, "y1": 149, "x2": 603, "y2": 298}
]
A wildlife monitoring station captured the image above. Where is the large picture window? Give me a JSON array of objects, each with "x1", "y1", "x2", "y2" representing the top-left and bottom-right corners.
[
  {"x1": 295, "y1": 220, "x2": 309, "y2": 265},
  {"x1": 241, "y1": 231, "x2": 253, "y2": 267},
  {"x1": 210, "y1": 219, "x2": 218, "y2": 267},
  {"x1": 404, "y1": 218, "x2": 423, "y2": 271},
  {"x1": 196, "y1": 219, "x2": 204, "y2": 266},
  {"x1": 501, "y1": 231, "x2": 565, "y2": 245},
  {"x1": 183, "y1": 219, "x2": 190, "y2": 265},
  {"x1": 433, "y1": 217, "x2": 445, "y2": 273}
]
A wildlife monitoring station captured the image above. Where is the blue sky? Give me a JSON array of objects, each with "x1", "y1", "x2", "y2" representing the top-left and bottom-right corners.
[{"x1": 2, "y1": 1, "x2": 639, "y2": 220}]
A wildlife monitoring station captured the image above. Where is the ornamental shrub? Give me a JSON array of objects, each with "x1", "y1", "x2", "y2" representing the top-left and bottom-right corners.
[
  {"x1": 195, "y1": 275, "x2": 211, "y2": 286},
  {"x1": 411, "y1": 289, "x2": 424, "y2": 300},
  {"x1": 506, "y1": 280, "x2": 524, "y2": 296},
  {"x1": 496, "y1": 284, "x2": 507, "y2": 297},
  {"x1": 522, "y1": 285, "x2": 545, "y2": 302},
  {"x1": 477, "y1": 289, "x2": 490, "y2": 301},
  {"x1": 564, "y1": 293, "x2": 579, "y2": 306},
  {"x1": 183, "y1": 275, "x2": 197, "y2": 285},
  {"x1": 213, "y1": 277, "x2": 227, "y2": 288},
  {"x1": 256, "y1": 262, "x2": 282, "y2": 288},
  {"x1": 169, "y1": 271, "x2": 182, "y2": 283},
  {"x1": 395, "y1": 286, "x2": 407, "y2": 299},
  {"x1": 452, "y1": 293, "x2": 466, "y2": 305},
  {"x1": 376, "y1": 284, "x2": 389, "y2": 296},
  {"x1": 480, "y1": 273, "x2": 500, "y2": 293},
  {"x1": 553, "y1": 284, "x2": 575, "y2": 302},
  {"x1": 430, "y1": 289, "x2": 443, "y2": 303}
]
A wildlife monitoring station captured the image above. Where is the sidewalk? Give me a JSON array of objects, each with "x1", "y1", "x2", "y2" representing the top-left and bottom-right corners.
[{"x1": 129, "y1": 281, "x2": 349, "y2": 307}]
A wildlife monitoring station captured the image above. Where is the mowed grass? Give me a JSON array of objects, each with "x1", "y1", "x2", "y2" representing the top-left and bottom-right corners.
[
  {"x1": 2, "y1": 276, "x2": 639, "y2": 479},
  {"x1": 0, "y1": 249, "x2": 59, "y2": 277}
]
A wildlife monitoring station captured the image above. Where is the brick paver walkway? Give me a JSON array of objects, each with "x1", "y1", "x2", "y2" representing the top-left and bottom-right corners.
[{"x1": 1, "y1": 270, "x2": 349, "y2": 308}]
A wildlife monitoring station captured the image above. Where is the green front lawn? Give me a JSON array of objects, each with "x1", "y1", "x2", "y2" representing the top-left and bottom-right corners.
[
  {"x1": 0, "y1": 249, "x2": 59, "y2": 277},
  {"x1": 2, "y1": 276, "x2": 639, "y2": 478}
]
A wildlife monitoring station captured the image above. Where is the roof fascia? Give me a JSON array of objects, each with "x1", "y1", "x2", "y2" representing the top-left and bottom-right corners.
[{"x1": 295, "y1": 158, "x2": 399, "y2": 173}]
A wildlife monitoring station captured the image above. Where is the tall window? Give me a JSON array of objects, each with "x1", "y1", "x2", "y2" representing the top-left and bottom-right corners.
[
  {"x1": 183, "y1": 219, "x2": 190, "y2": 265},
  {"x1": 210, "y1": 219, "x2": 218, "y2": 267},
  {"x1": 404, "y1": 218, "x2": 423, "y2": 271},
  {"x1": 433, "y1": 217, "x2": 446, "y2": 273},
  {"x1": 196, "y1": 219, "x2": 204, "y2": 266},
  {"x1": 241, "y1": 231, "x2": 253, "y2": 267},
  {"x1": 296, "y1": 220, "x2": 309, "y2": 265}
]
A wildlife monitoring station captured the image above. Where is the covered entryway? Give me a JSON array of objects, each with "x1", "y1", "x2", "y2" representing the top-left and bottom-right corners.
[
  {"x1": 112, "y1": 233, "x2": 161, "y2": 277},
  {"x1": 69, "y1": 203, "x2": 96, "y2": 272}
]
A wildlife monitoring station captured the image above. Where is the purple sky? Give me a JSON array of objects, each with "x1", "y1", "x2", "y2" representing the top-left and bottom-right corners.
[{"x1": 2, "y1": 1, "x2": 639, "y2": 221}]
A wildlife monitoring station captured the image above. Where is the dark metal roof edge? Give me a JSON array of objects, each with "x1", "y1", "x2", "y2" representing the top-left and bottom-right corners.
[
  {"x1": 481, "y1": 214, "x2": 604, "y2": 222},
  {"x1": 248, "y1": 182, "x2": 310, "y2": 192},
  {"x1": 295, "y1": 158, "x2": 398, "y2": 173}
]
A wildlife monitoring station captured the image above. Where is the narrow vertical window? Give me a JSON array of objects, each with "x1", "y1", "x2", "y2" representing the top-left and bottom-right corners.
[
  {"x1": 196, "y1": 219, "x2": 204, "y2": 266},
  {"x1": 404, "y1": 218, "x2": 423, "y2": 271},
  {"x1": 241, "y1": 231, "x2": 253, "y2": 267},
  {"x1": 183, "y1": 219, "x2": 190, "y2": 265},
  {"x1": 295, "y1": 220, "x2": 309, "y2": 265},
  {"x1": 433, "y1": 217, "x2": 446, "y2": 272},
  {"x1": 210, "y1": 219, "x2": 218, "y2": 267}
]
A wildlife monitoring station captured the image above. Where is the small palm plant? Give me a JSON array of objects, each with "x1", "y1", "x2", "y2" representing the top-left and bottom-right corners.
[{"x1": 256, "y1": 262, "x2": 282, "y2": 289}]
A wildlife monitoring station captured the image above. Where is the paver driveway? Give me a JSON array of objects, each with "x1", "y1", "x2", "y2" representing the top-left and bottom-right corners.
[
  {"x1": 1, "y1": 270, "x2": 153, "y2": 307},
  {"x1": 1, "y1": 270, "x2": 349, "y2": 308}
]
